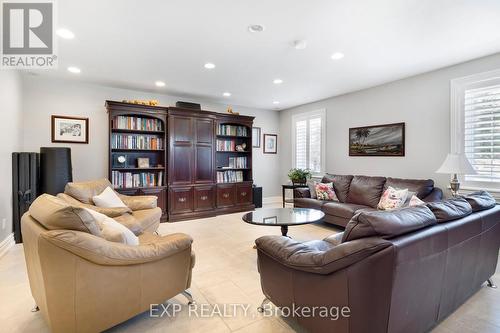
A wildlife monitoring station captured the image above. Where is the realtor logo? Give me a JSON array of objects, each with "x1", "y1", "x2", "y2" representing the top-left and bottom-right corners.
[{"x1": 1, "y1": 0, "x2": 57, "y2": 68}]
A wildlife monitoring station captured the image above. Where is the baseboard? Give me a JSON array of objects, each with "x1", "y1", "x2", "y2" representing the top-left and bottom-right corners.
[
  {"x1": 263, "y1": 196, "x2": 282, "y2": 204},
  {"x1": 0, "y1": 233, "x2": 15, "y2": 259}
]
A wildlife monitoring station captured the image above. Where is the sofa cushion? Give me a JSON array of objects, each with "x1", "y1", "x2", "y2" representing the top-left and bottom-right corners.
[
  {"x1": 293, "y1": 198, "x2": 326, "y2": 210},
  {"x1": 463, "y1": 191, "x2": 496, "y2": 212},
  {"x1": 342, "y1": 205, "x2": 437, "y2": 242},
  {"x1": 322, "y1": 202, "x2": 372, "y2": 219},
  {"x1": 321, "y1": 174, "x2": 353, "y2": 203},
  {"x1": 346, "y1": 175, "x2": 386, "y2": 208},
  {"x1": 92, "y1": 186, "x2": 127, "y2": 208},
  {"x1": 29, "y1": 194, "x2": 102, "y2": 236},
  {"x1": 117, "y1": 208, "x2": 162, "y2": 233},
  {"x1": 426, "y1": 198, "x2": 472, "y2": 223},
  {"x1": 84, "y1": 208, "x2": 139, "y2": 245},
  {"x1": 57, "y1": 193, "x2": 132, "y2": 217},
  {"x1": 64, "y1": 178, "x2": 112, "y2": 204},
  {"x1": 384, "y1": 177, "x2": 434, "y2": 199}
]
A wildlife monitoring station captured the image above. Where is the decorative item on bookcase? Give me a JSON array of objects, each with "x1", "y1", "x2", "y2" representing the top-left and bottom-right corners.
[
  {"x1": 236, "y1": 143, "x2": 247, "y2": 152},
  {"x1": 263, "y1": 134, "x2": 278, "y2": 154},
  {"x1": 226, "y1": 106, "x2": 240, "y2": 115},
  {"x1": 113, "y1": 155, "x2": 128, "y2": 168},
  {"x1": 252, "y1": 127, "x2": 261, "y2": 148},
  {"x1": 122, "y1": 99, "x2": 159, "y2": 106},
  {"x1": 137, "y1": 158, "x2": 150, "y2": 168}
]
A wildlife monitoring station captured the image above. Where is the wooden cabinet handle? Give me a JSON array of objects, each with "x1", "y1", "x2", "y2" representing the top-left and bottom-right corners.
[
  {"x1": 223, "y1": 193, "x2": 229, "y2": 198},
  {"x1": 178, "y1": 197, "x2": 186, "y2": 202},
  {"x1": 241, "y1": 192, "x2": 247, "y2": 196},
  {"x1": 200, "y1": 195, "x2": 208, "y2": 201}
]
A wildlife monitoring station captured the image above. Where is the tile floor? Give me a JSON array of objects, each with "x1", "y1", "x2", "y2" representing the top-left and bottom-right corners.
[{"x1": 0, "y1": 204, "x2": 499, "y2": 333}]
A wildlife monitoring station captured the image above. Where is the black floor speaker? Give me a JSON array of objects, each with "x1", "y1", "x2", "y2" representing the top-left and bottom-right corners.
[
  {"x1": 12, "y1": 152, "x2": 39, "y2": 243},
  {"x1": 39, "y1": 147, "x2": 73, "y2": 196},
  {"x1": 253, "y1": 185, "x2": 262, "y2": 208}
]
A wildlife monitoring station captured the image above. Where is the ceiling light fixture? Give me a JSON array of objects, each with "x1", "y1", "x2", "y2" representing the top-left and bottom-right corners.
[
  {"x1": 273, "y1": 78, "x2": 283, "y2": 85},
  {"x1": 155, "y1": 81, "x2": 166, "y2": 87},
  {"x1": 248, "y1": 24, "x2": 265, "y2": 33},
  {"x1": 293, "y1": 40, "x2": 307, "y2": 50},
  {"x1": 56, "y1": 28, "x2": 74, "y2": 39},
  {"x1": 223, "y1": 92, "x2": 231, "y2": 97},
  {"x1": 204, "y1": 63, "x2": 215, "y2": 69},
  {"x1": 67, "y1": 66, "x2": 81, "y2": 74},
  {"x1": 273, "y1": 101, "x2": 280, "y2": 105},
  {"x1": 331, "y1": 52, "x2": 345, "y2": 60}
]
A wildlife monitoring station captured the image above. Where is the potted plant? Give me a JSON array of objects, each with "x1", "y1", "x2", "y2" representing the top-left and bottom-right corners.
[{"x1": 287, "y1": 168, "x2": 312, "y2": 185}]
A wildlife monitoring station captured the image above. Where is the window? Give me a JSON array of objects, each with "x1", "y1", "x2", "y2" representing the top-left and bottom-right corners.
[
  {"x1": 292, "y1": 110, "x2": 326, "y2": 175},
  {"x1": 451, "y1": 69, "x2": 500, "y2": 189}
]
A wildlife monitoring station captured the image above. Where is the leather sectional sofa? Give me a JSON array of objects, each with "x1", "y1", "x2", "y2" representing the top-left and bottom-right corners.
[
  {"x1": 294, "y1": 174, "x2": 443, "y2": 227},
  {"x1": 256, "y1": 192, "x2": 499, "y2": 333}
]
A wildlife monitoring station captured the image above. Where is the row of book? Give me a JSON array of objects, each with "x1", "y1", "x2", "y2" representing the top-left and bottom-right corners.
[
  {"x1": 217, "y1": 170, "x2": 244, "y2": 183},
  {"x1": 112, "y1": 134, "x2": 163, "y2": 150},
  {"x1": 216, "y1": 139, "x2": 236, "y2": 152},
  {"x1": 112, "y1": 116, "x2": 163, "y2": 131},
  {"x1": 217, "y1": 124, "x2": 248, "y2": 137},
  {"x1": 111, "y1": 171, "x2": 163, "y2": 188},
  {"x1": 225, "y1": 157, "x2": 247, "y2": 168}
]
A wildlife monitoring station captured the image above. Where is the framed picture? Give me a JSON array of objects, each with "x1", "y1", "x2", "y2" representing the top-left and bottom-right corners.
[
  {"x1": 349, "y1": 122, "x2": 405, "y2": 156},
  {"x1": 263, "y1": 216, "x2": 278, "y2": 224},
  {"x1": 252, "y1": 127, "x2": 261, "y2": 148},
  {"x1": 263, "y1": 134, "x2": 278, "y2": 154},
  {"x1": 137, "y1": 158, "x2": 150, "y2": 168},
  {"x1": 51, "y1": 115, "x2": 89, "y2": 144}
]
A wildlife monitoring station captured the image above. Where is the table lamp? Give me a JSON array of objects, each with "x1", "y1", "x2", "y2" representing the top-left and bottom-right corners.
[{"x1": 436, "y1": 153, "x2": 476, "y2": 196}]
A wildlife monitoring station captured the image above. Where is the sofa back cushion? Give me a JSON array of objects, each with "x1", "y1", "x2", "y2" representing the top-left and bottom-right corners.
[
  {"x1": 64, "y1": 178, "x2": 112, "y2": 204},
  {"x1": 321, "y1": 174, "x2": 353, "y2": 202},
  {"x1": 384, "y1": 177, "x2": 434, "y2": 199},
  {"x1": 426, "y1": 198, "x2": 472, "y2": 223},
  {"x1": 342, "y1": 205, "x2": 437, "y2": 242},
  {"x1": 464, "y1": 191, "x2": 496, "y2": 212},
  {"x1": 29, "y1": 194, "x2": 101, "y2": 235},
  {"x1": 346, "y1": 175, "x2": 386, "y2": 207}
]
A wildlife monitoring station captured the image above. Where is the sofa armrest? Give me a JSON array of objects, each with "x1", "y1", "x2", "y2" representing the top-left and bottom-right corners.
[
  {"x1": 423, "y1": 188, "x2": 443, "y2": 202},
  {"x1": 255, "y1": 235, "x2": 391, "y2": 275},
  {"x1": 294, "y1": 188, "x2": 311, "y2": 198},
  {"x1": 118, "y1": 194, "x2": 158, "y2": 210},
  {"x1": 41, "y1": 230, "x2": 192, "y2": 266}
]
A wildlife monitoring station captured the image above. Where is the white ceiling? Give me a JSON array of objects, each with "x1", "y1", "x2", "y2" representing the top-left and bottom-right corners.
[{"x1": 40, "y1": 0, "x2": 500, "y2": 110}]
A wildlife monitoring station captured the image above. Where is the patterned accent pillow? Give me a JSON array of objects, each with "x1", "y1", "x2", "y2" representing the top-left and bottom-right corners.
[
  {"x1": 409, "y1": 195, "x2": 425, "y2": 207},
  {"x1": 307, "y1": 180, "x2": 317, "y2": 199},
  {"x1": 315, "y1": 182, "x2": 339, "y2": 201},
  {"x1": 378, "y1": 186, "x2": 409, "y2": 210}
]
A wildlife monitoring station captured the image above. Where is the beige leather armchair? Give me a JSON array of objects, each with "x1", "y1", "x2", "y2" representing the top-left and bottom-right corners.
[{"x1": 22, "y1": 212, "x2": 195, "y2": 332}]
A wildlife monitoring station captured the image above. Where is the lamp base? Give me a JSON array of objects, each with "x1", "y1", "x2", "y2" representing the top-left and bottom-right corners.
[{"x1": 450, "y1": 174, "x2": 460, "y2": 197}]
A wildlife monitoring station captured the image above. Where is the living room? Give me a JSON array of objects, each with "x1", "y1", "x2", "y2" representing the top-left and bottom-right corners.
[{"x1": 0, "y1": 1, "x2": 499, "y2": 332}]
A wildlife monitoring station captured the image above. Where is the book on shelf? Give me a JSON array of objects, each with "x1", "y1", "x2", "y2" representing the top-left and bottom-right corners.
[
  {"x1": 216, "y1": 139, "x2": 236, "y2": 151},
  {"x1": 217, "y1": 170, "x2": 243, "y2": 183},
  {"x1": 112, "y1": 116, "x2": 163, "y2": 131},
  {"x1": 227, "y1": 156, "x2": 247, "y2": 168},
  {"x1": 217, "y1": 124, "x2": 248, "y2": 136},
  {"x1": 112, "y1": 133, "x2": 163, "y2": 150},
  {"x1": 112, "y1": 171, "x2": 163, "y2": 188}
]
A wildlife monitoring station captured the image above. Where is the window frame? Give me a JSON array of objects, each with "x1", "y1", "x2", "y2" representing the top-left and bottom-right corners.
[
  {"x1": 291, "y1": 109, "x2": 326, "y2": 177},
  {"x1": 450, "y1": 68, "x2": 500, "y2": 191}
]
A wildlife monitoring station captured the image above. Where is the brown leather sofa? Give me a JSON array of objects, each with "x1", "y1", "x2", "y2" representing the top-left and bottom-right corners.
[
  {"x1": 294, "y1": 174, "x2": 443, "y2": 227},
  {"x1": 256, "y1": 192, "x2": 499, "y2": 333}
]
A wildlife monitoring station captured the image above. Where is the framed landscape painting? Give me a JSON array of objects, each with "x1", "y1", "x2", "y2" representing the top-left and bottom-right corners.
[
  {"x1": 51, "y1": 115, "x2": 89, "y2": 144},
  {"x1": 349, "y1": 122, "x2": 405, "y2": 156}
]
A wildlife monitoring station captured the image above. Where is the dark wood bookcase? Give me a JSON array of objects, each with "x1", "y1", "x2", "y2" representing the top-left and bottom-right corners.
[{"x1": 106, "y1": 101, "x2": 255, "y2": 222}]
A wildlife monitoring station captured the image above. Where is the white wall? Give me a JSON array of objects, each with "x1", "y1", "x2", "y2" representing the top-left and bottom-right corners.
[
  {"x1": 0, "y1": 71, "x2": 23, "y2": 243},
  {"x1": 22, "y1": 75, "x2": 281, "y2": 197},
  {"x1": 279, "y1": 53, "x2": 500, "y2": 192}
]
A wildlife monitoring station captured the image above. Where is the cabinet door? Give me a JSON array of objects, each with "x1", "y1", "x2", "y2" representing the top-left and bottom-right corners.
[
  {"x1": 217, "y1": 184, "x2": 236, "y2": 208},
  {"x1": 169, "y1": 187, "x2": 194, "y2": 214},
  {"x1": 169, "y1": 116, "x2": 193, "y2": 185},
  {"x1": 194, "y1": 118, "x2": 214, "y2": 184},
  {"x1": 140, "y1": 188, "x2": 167, "y2": 215},
  {"x1": 194, "y1": 186, "x2": 215, "y2": 212},
  {"x1": 236, "y1": 184, "x2": 253, "y2": 205}
]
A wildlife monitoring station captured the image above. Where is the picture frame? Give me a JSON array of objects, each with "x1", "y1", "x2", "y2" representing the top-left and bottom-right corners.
[
  {"x1": 252, "y1": 127, "x2": 261, "y2": 148},
  {"x1": 349, "y1": 122, "x2": 405, "y2": 156},
  {"x1": 263, "y1": 134, "x2": 278, "y2": 154},
  {"x1": 263, "y1": 216, "x2": 278, "y2": 224},
  {"x1": 51, "y1": 115, "x2": 89, "y2": 144},
  {"x1": 137, "y1": 157, "x2": 150, "y2": 168}
]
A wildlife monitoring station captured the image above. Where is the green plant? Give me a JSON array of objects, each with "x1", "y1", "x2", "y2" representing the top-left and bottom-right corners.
[{"x1": 287, "y1": 168, "x2": 312, "y2": 184}]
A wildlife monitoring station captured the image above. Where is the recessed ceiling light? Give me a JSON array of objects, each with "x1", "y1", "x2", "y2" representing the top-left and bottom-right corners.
[
  {"x1": 56, "y1": 28, "x2": 74, "y2": 39},
  {"x1": 155, "y1": 81, "x2": 166, "y2": 87},
  {"x1": 293, "y1": 40, "x2": 307, "y2": 50},
  {"x1": 204, "y1": 63, "x2": 215, "y2": 69},
  {"x1": 273, "y1": 78, "x2": 283, "y2": 85},
  {"x1": 67, "y1": 66, "x2": 81, "y2": 74},
  {"x1": 223, "y1": 92, "x2": 231, "y2": 97},
  {"x1": 248, "y1": 24, "x2": 265, "y2": 33},
  {"x1": 331, "y1": 52, "x2": 345, "y2": 60},
  {"x1": 273, "y1": 101, "x2": 280, "y2": 105}
]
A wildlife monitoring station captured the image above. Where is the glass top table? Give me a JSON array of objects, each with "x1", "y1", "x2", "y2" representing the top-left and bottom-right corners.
[{"x1": 242, "y1": 208, "x2": 325, "y2": 236}]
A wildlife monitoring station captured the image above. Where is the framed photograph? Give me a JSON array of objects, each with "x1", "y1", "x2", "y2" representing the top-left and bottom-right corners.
[
  {"x1": 252, "y1": 127, "x2": 261, "y2": 148},
  {"x1": 263, "y1": 216, "x2": 278, "y2": 224},
  {"x1": 349, "y1": 122, "x2": 405, "y2": 156},
  {"x1": 137, "y1": 158, "x2": 150, "y2": 168},
  {"x1": 51, "y1": 115, "x2": 89, "y2": 144},
  {"x1": 263, "y1": 134, "x2": 278, "y2": 154}
]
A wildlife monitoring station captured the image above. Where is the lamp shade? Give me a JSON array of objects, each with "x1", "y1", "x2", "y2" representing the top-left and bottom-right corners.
[{"x1": 436, "y1": 153, "x2": 476, "y2": 175}]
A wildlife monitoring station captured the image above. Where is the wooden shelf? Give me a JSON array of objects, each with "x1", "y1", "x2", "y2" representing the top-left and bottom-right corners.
[
  {"x1": 217, "y1": 167, "x2": 250, "y2": 170},
  {"x1": 111, "y1": 167, "x2": 165, "y2": 171},
  {"x1": 112, "y1": 148, "x2": 164, "y2": 152},
  {"x1": 112, "y1": 128, "x2": 164, "y2": 134},
  {"x1": 114, "y1": 185, "x2": 167, "y2": 190},
  {"x1": 216, "y1": 135, "x2": 250, "y2": 139},
  {"x1": 216, "y1": 151, "x2": 250, "y2": 153}
]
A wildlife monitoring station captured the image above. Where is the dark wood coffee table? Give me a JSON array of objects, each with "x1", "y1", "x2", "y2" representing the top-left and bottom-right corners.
[{"x1": 242, "y1": 207, "x2": 325, "y2": 237}]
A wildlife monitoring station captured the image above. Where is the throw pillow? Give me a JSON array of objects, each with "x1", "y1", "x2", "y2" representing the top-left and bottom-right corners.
[
  {"x1": 92, "y1": 187, "x2": 127, "y2": 208},
  {"x1": 377, "y1": 186, "x2": 409, "y2": 210},
  {"x1": 409, "y1": 195, "x2": 425, "y2": 207},
  {"x1": 315, "y1": 182, "x2": 339, "y2": 201},
  {"x1": 84, "y1": 208, "x2": 139, "y2": 245},
  {"x1": 307, "y1": 180, "x2": 317, "y2": 199}
]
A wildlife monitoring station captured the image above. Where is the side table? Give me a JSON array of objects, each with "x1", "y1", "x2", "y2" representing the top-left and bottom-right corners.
[{"x1": 281, "y1": 184, "x2": 308, "y2": 208}]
